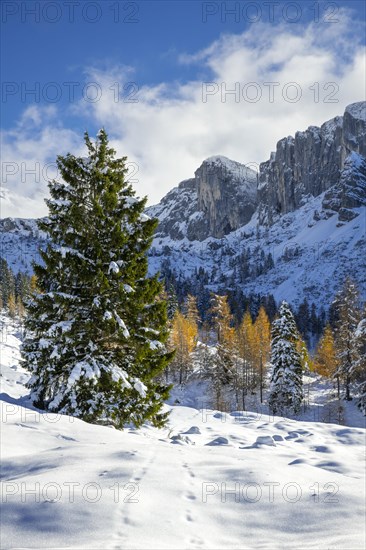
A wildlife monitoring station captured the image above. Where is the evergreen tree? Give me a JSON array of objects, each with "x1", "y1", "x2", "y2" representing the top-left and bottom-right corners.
[
  {"x1": 266, "y1": 294, "x2": 277, "y2": 322},
  {"x1": 333, "y1": 278, "x2": 361, "y2": 400},
  {"x1": 209, "y1": 294, "x2": 236, "y2": 406},
  {"x1": 166, "y1": 284, "x2": 179, "y2": 320},
  {"x1": 328, "y1": 300, "x2": 339, "y2": 329},
  {"x1": 16, "y1": 295, "x2": 26, "y2": 320},
  {"x1": 351, "y1": 316, "x2": 366, "y2": 415},
  {"x1": 295, "y1": 298, "x2": 310, "y2": 339},
  {"x1": 268, "y1": 301, "x2": 303, "y2": 415},
  {"x1": 22, "y1": 130, "x2": 173, "y2": 429},
  {"x1": 0, "y1": 258, "x2": 15, "y2": 308},
  {"x1": 310, "y1": 302, "x2": 319, "y2": 335}
]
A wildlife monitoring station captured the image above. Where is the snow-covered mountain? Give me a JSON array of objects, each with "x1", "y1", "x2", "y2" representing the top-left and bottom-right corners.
[
  {"x1": 147, "y1": 156, "x2": 258, "y2": 242},
  {"x1": 1, "y1": 102, "x2": 365, "y2": 307},
  {"x1": 146, "y1": 101, "x2": 366, "y2": 306}
]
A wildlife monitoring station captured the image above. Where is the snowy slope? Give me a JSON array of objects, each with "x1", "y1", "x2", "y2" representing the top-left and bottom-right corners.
[
  {"x1": 0, "y1": 217, "x2": 47, "y2": 274},
  {"x1": 148, "y1": 195, "x2": 366, "y2": 307},
  {"x1": 1, "y1": 316, "x2": 365, "y2": 549},
  {"x1": 1, "y1": 202, "x2": 365, "y2": 309},
  {"x1": 1, "y1": 199, "x2": 365, "y2": 307}
]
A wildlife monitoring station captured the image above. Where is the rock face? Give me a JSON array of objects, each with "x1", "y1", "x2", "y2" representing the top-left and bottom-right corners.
[
  {"x1": 258, "y1": 102, "x2": 366, "y2": 224},
  {"x1": 194, "y1": 156, "x2": 258, "y2": 238},
  {"x1": 343, "y1": 102, "x2": 366, "y2": 157},
  {"x1": 149, "y1": 102, "x2": 366, "y2": 237},
  {"x1": 322, "y1": 152, "x2": 366, "y2": 221},
  {"x1": 146, "y1": 178, "x2": 201, "y2": 241},
  {"x1": 147, "y1": 156, "x2": 258, "y2": 241},
  {"x1": 0, "y1": 217, "x2": 41, "y2": 235}
]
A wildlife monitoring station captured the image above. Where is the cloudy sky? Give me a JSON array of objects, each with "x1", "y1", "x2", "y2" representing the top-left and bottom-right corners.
[{"x1": 1, "y1": 0, "x2": 365, "y2": 217}]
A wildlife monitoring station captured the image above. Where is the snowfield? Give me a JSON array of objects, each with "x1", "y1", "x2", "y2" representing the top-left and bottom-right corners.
[{"x1": 1, "y1": 317, "x2": 365, "y2": 549}]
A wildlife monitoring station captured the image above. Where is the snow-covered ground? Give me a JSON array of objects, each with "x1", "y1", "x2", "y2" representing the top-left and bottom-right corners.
[{"x1": 1, "y1": 316, "x2": 365, "y2": 549}]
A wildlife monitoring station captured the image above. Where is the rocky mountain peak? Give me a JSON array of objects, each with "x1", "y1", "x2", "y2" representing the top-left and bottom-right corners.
[
  {"x1": 147, "y1": 155, "x2": 258, "y2": 241},
  {"x1": 194, "y1": 156, "x2": 258, "y2": 238},
  {"x1": 258, "y1": 102, "x2": 366, "y2": 225}
]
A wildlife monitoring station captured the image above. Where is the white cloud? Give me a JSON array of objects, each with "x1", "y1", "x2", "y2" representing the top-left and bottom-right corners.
[
  {"x1": 1, "y1": 12, "x2": 365, "y2": 217},
  {"x1": 79, "y1": 15, "x2": 366, "y2": 207},
  {"x1": 1, "y1": 106, "x2": 82, "y2": 217}
]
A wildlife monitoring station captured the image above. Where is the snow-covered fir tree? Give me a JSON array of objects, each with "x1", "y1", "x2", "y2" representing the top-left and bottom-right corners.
[
  {"x1": 210, "y1": 295, "x2": 236, "y2": 380},
  {"x1": 333, "y1": 278, "x2": 361, "y2": 401},
  {"x1": 268, "y1": 301, "x2": 303, "y2": 415},
  {"x1": 351, "y1": 316, "x2": 366, "y2": 415},
  {"x1": 22, "y1": 130, "x2": 173, "y2": 429}
]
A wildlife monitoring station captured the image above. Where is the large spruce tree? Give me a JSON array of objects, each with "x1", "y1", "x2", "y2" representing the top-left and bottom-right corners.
[
  {"x1": 333, "y1": 278, "x2": 361, "y2": 401},
  {"x1": 352, "y1": 316, "x2": 366, "y2": 415},
  {"x1": 22, "y1": 130, "x2": 173, "y2": 429},
  {"x1": 268, "y1": 301, "x2": 303, "y2": 415}
]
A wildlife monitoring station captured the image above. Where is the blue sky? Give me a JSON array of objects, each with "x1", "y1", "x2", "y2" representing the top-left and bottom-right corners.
[{"x1": 1, "y1": 0, "x2": 365, "y2": 216}]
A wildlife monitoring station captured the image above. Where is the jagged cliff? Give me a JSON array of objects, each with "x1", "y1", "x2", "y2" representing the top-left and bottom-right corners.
[
  {"x1": 322, "y1": 152, "x2": 366, "y2": 221},
  {"x1": 148, "y1": 102, "x2": 366, "y2": 241},
  {"x1": 148, "y1": 156, "x2": 258, "y2": 241},
  {"x1": 258, "y1": 102, "x2": 366, "y2": 224},
  {"x1": 194, "y1": 157, "x2": 258, "y2": 238}
]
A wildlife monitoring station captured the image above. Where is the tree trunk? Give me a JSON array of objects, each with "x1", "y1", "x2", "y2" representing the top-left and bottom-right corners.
[
  {"x1": 260, "y1": 355, "x2": 263, "y2": 403},
  {"x1": 345, "y1": 374, "x2": 351, "y2": 400},
  {"x1": 242, "y1": 362, "x2": 246, "y2": 411}
]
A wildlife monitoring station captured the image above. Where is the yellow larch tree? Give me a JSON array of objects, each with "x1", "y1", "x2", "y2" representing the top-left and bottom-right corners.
[
  {"x1": 7, "y1": 293, "x2": 16, "y2": 319},
  {"x1": 253, "y1": 306, "x2": 271, "y2": 403},
  {"x1": 236, "y1": 310, "x2": 257, "y2": 408},
  {"x1": 314, "y1": 324, "x2": 339, "y2": 379},
  {"x1": 30, "y1": 274, "x2": 38, "y2": 294},
  {"x1": 186, "y1": 294, "x2": 200, "y2": 327},
  {"x1": 169, "y1": 307, "x2": 198, "y2": 384}
]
